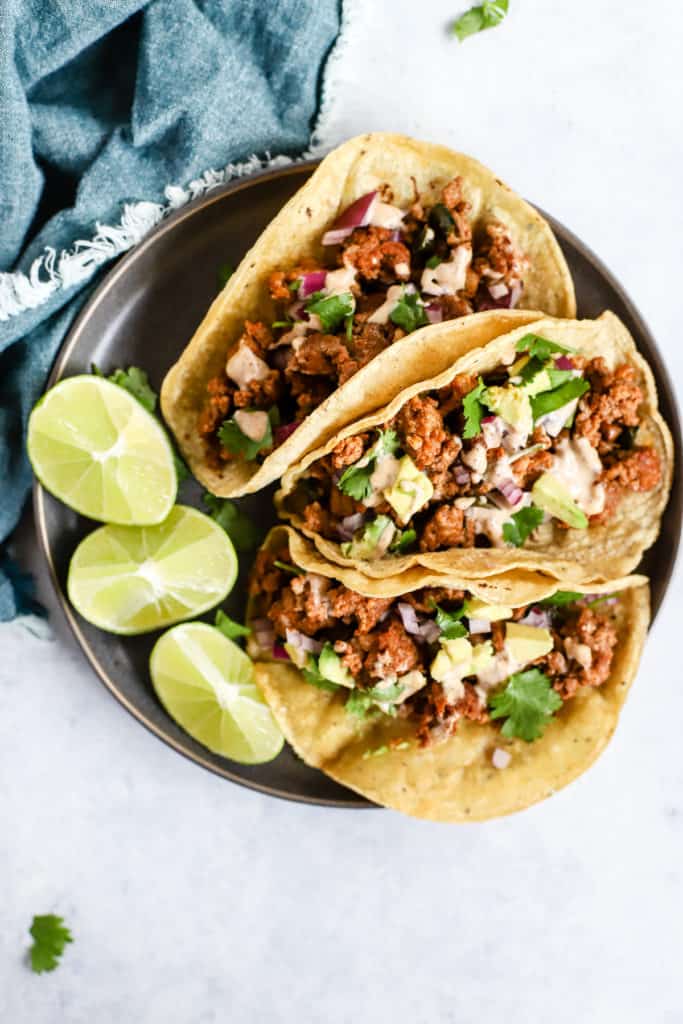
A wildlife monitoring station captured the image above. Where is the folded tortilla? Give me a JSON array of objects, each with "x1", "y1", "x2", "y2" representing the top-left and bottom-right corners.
[
  {"x1": 276, "y1": 312, "x2": 673, "y2": 582},
  {"x1": 161, "y1": 132, "x2": 575, "y2": 496},
  {"x1": 251, "y1": 527, "x2": 649, "y2": 823}
]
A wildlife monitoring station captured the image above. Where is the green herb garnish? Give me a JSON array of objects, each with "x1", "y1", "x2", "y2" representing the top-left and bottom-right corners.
[
  {"x1": 346, "y1": 682, "x2": 404, "y2": 718},
  {"x1": 390, "y1": 527, "x2": 417, "y2": 553},
  {"x1": 425, "y1": 254, "x2": 442, "y2": 269},
  {"x1": 92, "y1": 364, "x2": 157, "y2": 413},
  {"x1": 217, "y1": 262, "x2": 234, "y2": 289},
  {"x1": 515, "y1": 333, "x2": 572, "y2": 361},
  {"x1": 302, "y1": 645, "x2": 343, "y2": 692},
  {"x1": 214, "y1": 609, "x2": 251, "y2": 640},
  {"x1": 273, "y1": 559, "x2": 304, "y2": 576},
  {"x1": 502, "y1": 505, "x2": 544, "y2": 547},
  {"x1": 540, "y1": 590, "x2": 583, "y2": 607},
  {"x1": 488, "y1": 668, "x2": 562, "y2": 741},
  {"x1": 305, "y1": 290, "x2": 355, "y2": 332},
  {"x1": 435, "y1": 603, "x2": 468, "y2": 638},
  {"x1": 390, "y1": 289, "x2": 429, "y2": 334},
  {"x1": 462, "y1": 377, "x2": 488, "y2": 439},
  {"x1": 530, "y1": 378, "x2": 589, "y2": 421},
  {"x1": 202, "y1": 493, "x2": 261, "y2": 550},
  {"x1": 29, "y1": 915, "x2": 73, "y2": 974},
  {"x1": 338, "y1": 429, "x2": 401, "y2": 502},
  {"x1": 452, "y1": 0, "x2": 508, "y2": 41},
  {"x1": 218, "y1": 410, "x2": 273, "y2": 462}
]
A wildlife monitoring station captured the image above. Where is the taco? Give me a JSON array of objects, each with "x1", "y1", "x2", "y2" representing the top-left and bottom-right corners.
[
  {"x1": 248, "y1": 527, "x2": 649, "y2": 822},
  {"x1": 276, "y1": 312, "x2": 673, "y2": 582},
  {"x1": 161, "y1": 132, "x2": 575, "y2": 497}
]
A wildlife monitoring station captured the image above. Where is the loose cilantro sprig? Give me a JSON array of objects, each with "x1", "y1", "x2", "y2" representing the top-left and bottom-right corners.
[
  {"x1": 214, "y1": 609, "x2": 251, "y2": 640},
  {"x1": 217, "y1": 262, "x2": 234, "y2": 289},
  {"x1": 338, "y1": 430, "x2": 401, "y2": 502},
  {"x1": 29, "y1": 915, "x2": 73, "y2": 974},
  {"x1": 489, "y1": 668, "x2": 562, "y2": 741},
  {"x1": 305, "y1": 290, "x2": 355, "y2": 332},
  {"x1": 390, "y1": 289, "x2": 429, "y2": 334},
  {"x1": 452, "y1": 0, "x2": 508, "y2": 41},
  {"x1": 202, "y1": 493, "x2": 261, "y2": 551},
  {"x1": 503, "y1": 505, "x2": 544, "y2": 547},
  {"x1": 434, "y1": 603, "x2": 468, "y2": 638},
  {"x1": 462, "y1": 377, "x2": 488, "y2": 438}
]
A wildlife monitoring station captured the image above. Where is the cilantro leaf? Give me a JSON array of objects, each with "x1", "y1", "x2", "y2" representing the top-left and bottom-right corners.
[
  {"x1": 462, "y1": 377, "x2": 487, "y2": 439},
  {"x1": 173, "y1": 450, "x2": 191, "y2": 483},
  {"x1": 108, "y1": 367, "x2": 157, "y2": 413},
  {"x1": 515, "y1": 333, "x2": 572, "y2": 361},
  {"x1": 540, "y1": 590, "x2": 582, "y2": 607},
  {"x1": 338, "y1": 430, "x2": 400, "y2": 502},
  {"x1": 202, "y1": 493, "x2": 261, "y2": 551},
  {"x1": 435, "y1": 602, "x2": 468, "y2": 638},
  {"x1": 345, "y1": 681, "x2": 404, "y2": 718},
  {"x1": 489, "y1": 668, "x2": 563, "y2": 741},
  {"x1": 452, "y1": 0, "x2": 508, "y2": 41},
  {"x1": 217, "y1": 262, "x2": 234, "y2": 289},
  {"x1": 273, "y1": 559, "x2": 304, "y2": 576},
  {"x1": 503, "y1": 505, "x2": 544, "y2": 547},
  {"x1": 425, "y1": 254, "x2": 441, "y2": 269},
  {"x1": 530, "y1": 377, "x2": 589, "y2": 421},
  {"x1": 214, "y1": 609, "x2": 250, "y2": 640},
  {"x1": 390, "y1": 527, "x2": 417, "y2": 553},
  {"x1": 29, "y1": 914, "x2": 73, "y2": 974},
  {"x1": 389, "y1": 289, "x2": 429, "y2": 334},
  {"x1": 218, "y1": 411, "x2": 273, "y2": 461},
  {"x1": 305, "y1": 291, "x2": 355, "y2": 332}
]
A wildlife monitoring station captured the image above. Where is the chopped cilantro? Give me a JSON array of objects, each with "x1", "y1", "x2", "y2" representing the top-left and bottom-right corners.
[
  {"x1": 435, "y1": 603, "x2": 468, "y2": 638},
  {"x1": 214, "y1": 609, "x2": 251, "y2": 640},
  {"x1": 452, "y1": 0, "x2": 508, "y2": 41},
  {"x1": 425, "y1": 254, "x2": 442, "y2": 269},
  {"x1": 540, "y1": 590, "x2": 582, "y2": 607},
  {"x1": 273, "y1": 559, "x2": 304, "y2": 576},
  {"x1": 29, "y1": 914, "x2": 73, "y2": 974},
  {"x1": 489, "y1": 668, "x2": 563, "y2": 741},
  {"x1": 390, "y1": 527, "x2": 417, "y2": 553},
  {"x1": 345, "y1": 681, "x2": 404, "y2": 718},
  {"x1": 503, "y1": 505, "x2": 544, "y2": 547},
  {"x1": 287, "y1": 278, "x2": 301, "y2": 293},
  {"x1": 305, "y1": 290, "x2": 355, "y2": 332},
  {"x1": 519, "y1": 359, "x2": 573, "y2": 391},
  {"x1": 389, "y1": 289, "x2": 429, "y2": 333},
  {"x1": 462, "y1": 377, "x2": 487, "y2": 439},
  {"x1": 218, "y1": 411, "x2": 273, "y2": 461},
  {"x1": 202, "y1": 493, "x2": 261, "y2": 551},
  {"x1": 338, "y1": 430, "x2": 401, "y2": 502},
  {"x1": 515, "y1": 333, "x2": 572, "y2": 361},
  {"x1": 530, "y1": 377, "x2": 589, "y2": 421},
  {"x1": 345, "y1": 313, "x2": 354, "y2": 343},
  {"x1": 272, "y1": 320, "x2": 293, "y2": 329},
  {"x1": 362, "y1": 745, "x2": 389, "y2": 759},
  {"x1": 428, "y1": 203, "x2": 455, "y2": 236},
  {"x1": 217, "y1": 262, "x2": 234, "y2": 289}
]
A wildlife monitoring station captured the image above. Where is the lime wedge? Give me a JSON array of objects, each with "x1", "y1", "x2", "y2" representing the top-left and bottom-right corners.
[
  {"x1": 67, "y1": 506, "x2": 238, "y2": 634},
  {"x1": 28, "y1": 375, "x2": 176, "y2": 525},
  {"x1": 150, "y1": 622, "x2": 284, "y2": 763}
]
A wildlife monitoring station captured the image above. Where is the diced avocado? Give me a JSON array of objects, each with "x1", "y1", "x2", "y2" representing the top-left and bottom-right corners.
[
  {"x1": 383, "y1": 455, "x2": 434, "y2": 525},
  {"x1": 431, "y1": 637, "x2": 473, "y2": 682},
  {"x1": 465, "y1": 597, "x2": 514, "y2": 621},
  {"x1": 505, "y1": 622, "x2": 554, "y2": 665},
  {"x1": 343, "y1": 516, "x2": 396, "y2": 560},
  {"x1": 531, "y1": 472, "x2": 589, "y2": 529},
  {"x1": 284, "y1": 642, "x2": 307, "y2": 669},
  {"x1": 523, "y1": 368, "x2": 552, "y2": 397},
  {"x1": 484, "y1": 385, "x2": 533, "y2": 436},
  {"x1": 318, "y1": 645, "x2": 354, "y2": 689},
  {"x1": 470, "y1": 641, "x2": 495, "y2": 674}
]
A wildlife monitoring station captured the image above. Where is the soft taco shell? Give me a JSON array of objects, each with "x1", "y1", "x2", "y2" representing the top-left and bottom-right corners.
[
  {"x1": 277, "y1": 312, "x2": 673, "y2": 582},
  {"x1": 161, "y1": 132, "x2": 576, "y2": 496},
  {"x1": 250, "y1": 528, "x2": 650, "y2": 822}
]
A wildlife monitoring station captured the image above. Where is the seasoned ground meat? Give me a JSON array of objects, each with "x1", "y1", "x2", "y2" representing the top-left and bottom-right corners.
[
  {"x1": 419, "y1": 504, "x2": 468, "y2": 551},
  {"x1": 198, "y1": 376, "x2": 231, "y2": 437},
  {"x1": 248, "y1": 550, "x2": 283, "y2": 597},
  {"x1": 475, "y1": 220, "x2": 527, "y2": 284},
  {"x1": 331, "y1": 435, "x2": 366, "y2": 470},
  {"x1": 512, "y1": 448, "x2": 553, "y2": 488},
  {"x1": 302, "y1": 501, "x2": 330, "y2": 535},
  {"x1": 333, "y1": 639, "x2": 363, "y2": 675},
  {"x1": 328, "y1": 588, "x2": 392, "y2": 633},
  {"x1": 491, "y1": 621, "x2": 505, "y2": 654},
  {"x1": 552, "y1": 608, "x2": 618, "y2": 699},
  {"x1": 285, "y1": 333, "x2": 352, "y2": 379},
  {"x1": 360, "y1": 620, "x2": 419, "y2": 679},
  {"x1": 288, "y1": 373, "x2": 333, "y2": 416},
  {"x1": 341, "y1": 226, "x2": 411, "y2": 283},
  {"x1": 268, "y1": 262, "x2": 323, "y2": 302},
  {"x1": 575, "y1": 360, "x2": 643, "y2": 449},
  {"x1": 603, "y1": 447, "x2": 661, "y2": 493},
  {"x1": 438, "y1": 293, "x2": 475, "y2": 320},
  {"x1": 348, "y1": 320, "x2": 394, "y2": 371},
  {"x1": 415, "y1": 681, "x2": 486, "y2": 746},
  {"x1": 403, "y1": 587, "x2": 465, "y2": 612},
  {"x1": 329, "y1": 487, "x2": 361, "y2": 519},
  {"x1": 267, "y1": 574, "x2": 335, "y2": 635},
  {"x1": 441, "y1": 177, "x2": 473, "y2": 246},
  {"x1": 241, "y1": 319, "x2": 273, "y2": 354},
  {"x1": 395, "y1": 395, "x2": 448, "y2": 469},
  {"x1": 233, "y1": 368, "x2": 282, "y2": 409},
  {"x1": 437, "y1": 372, "x2": 478, "y2": 416}
]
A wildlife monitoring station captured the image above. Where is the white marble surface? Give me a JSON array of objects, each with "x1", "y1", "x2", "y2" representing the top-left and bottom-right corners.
[{"x1": 3, "y1": 2, "x2": 683, "y2": 1020}]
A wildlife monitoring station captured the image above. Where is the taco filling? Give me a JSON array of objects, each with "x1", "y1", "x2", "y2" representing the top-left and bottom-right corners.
[
  {"x1": 286, "y1": 332, "x2": 662, "y2": 559},
  {"x1": 250, "y1": 541, "x2": 620, "y2": 748},
  {"x1": 199, "y1": 179, "x2": 529, "y2": 468}
]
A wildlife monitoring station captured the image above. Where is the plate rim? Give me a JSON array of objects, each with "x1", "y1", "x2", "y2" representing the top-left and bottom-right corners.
[{"x1": 33, "y1": 158, "x2": 682, "y2": 808}]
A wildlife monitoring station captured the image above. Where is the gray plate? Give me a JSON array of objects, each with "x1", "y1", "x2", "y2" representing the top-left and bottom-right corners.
[{"x1": 34, "y1": 161, "x2": 682, "y2": 809}]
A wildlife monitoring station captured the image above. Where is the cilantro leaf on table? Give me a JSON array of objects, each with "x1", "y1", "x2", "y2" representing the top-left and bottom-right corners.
[
  {"x1": 390, "y1": 289, "x2": 429, "y2": 334},
  {"x1": 503, "y1": 505, "x2": 544, "y2": 547},
  {"x1": 452, "y1": 0, "x2": 508, "y2": 41},
  {"x1": 489, "y1": 668, "x2": 562, "y2": 741},
  {"x1": 214, "y1": 609, "x2": 251, "y2": 640},
  {"x1": 338, "y1": 429, "x2": 400, "y2": 502},
  {"x1": 29, "y1": 915, "x2": 73, "y2": 974},
  {"x1": 305, "y1": 290, "x2": 355, "y2": 332},
  {"x1": 217, "y1": 411, "x2": 273, "y2": 461},
  {"x1": 345, "y1": 681, "x2": 404, "y2": 718},
  {"x1": 515, "y1": 333, "x2": 572, "y2": 362},
  {"x1": 462, "y1": 377, "x2": 488, "y2": 438},
  {"x1": 539, "y1": 590, "x2": 583, "y2": 607},
  {"x1": 435, "y1": 603, "x2": 468, "y2": 638},
  {"x1": 530, "y1": 377, "x2": 589, "y2": 421},
  {"x1": 202, "y1": 493, "x2": 261, "y2": 551},
  {"x1": 217, "y1": 262, "x2": 234, "y2": 289},
  {"x1": 172, "y1": 450, "x2": 191, "y2": 483},
  {"x1": 92, "y1": 364, "x2": 157, "y2": 413}
]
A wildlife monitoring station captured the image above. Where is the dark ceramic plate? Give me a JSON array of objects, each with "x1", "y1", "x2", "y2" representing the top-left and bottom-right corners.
[{"x1": 34, "y1": 161, "x2": 682, "y2": 809}]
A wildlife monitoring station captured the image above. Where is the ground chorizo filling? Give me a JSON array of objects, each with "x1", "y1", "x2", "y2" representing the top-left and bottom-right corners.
[
  {"x1": 199, "y1": 178, "x2": 529, "y2": 467},
  {"x1": 290, "y1": 333, "x2": 662, "y2": 557},
  {"x1": 249, "y1": 544, "x2": 619, "y2": 746}
]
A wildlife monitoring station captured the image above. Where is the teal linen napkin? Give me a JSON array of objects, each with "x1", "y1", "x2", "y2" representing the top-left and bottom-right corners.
[{"x1": 0, "y1": 0, "x2": 340, "y2": 619}]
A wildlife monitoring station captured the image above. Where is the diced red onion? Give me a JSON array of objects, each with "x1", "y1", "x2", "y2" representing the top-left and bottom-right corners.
[
  {"x1": 467, "y1": 618, "x2": 491, "y2": 634},
  {"x1": 454, "y1": 466, "x2": 470, "y2": 485},
  {"x1": 285, "y1": 628, "x2": 323, "y2": 655},
  {"x1": 425, "y1": 301, "x2": 443, "y2": 324},
  {"x1": 397, "y1": 602, "x2": 421, "y2": 634},
  {"x1": 275, "y1": 421, "x2": 299, "y2": 446},
  {"x1": 497, "y1": 479, "x2": 525, "y2": 507},
  {"x1": 389, "y1": 229, "x2": 401, "y2": 242},
  {"x1": 322, "y1": 191, "x2": 378, "y2": 246},
  {"x1": 508, "y1": 282, "x2": 523, "y2": 309},
  {"x1": 482, "y1": 415, "x2": 497, "y2": 424},
  {"x1": 337, "y1": 512, "x2": 365, "y2": 541},
  {"x1": 477, "y1": 285, "x2": 512, "y2": 311},
  {"x1": 518, "y1": 607, "x2": 551, "y2": 628},
  {"x1": 555, "y1": 355, "x2": 574, "y2": 371},
  {"x1": 298, "y1": 270, "x2": 327, "y2": 298},
  {"x1": 488, "y1": 281, "x2": 509, "y2": 301},
  {"x1": 272, "y1": 644, "x2": 289, "y2": 660},
  {"x1": 418, "y1": 620, "x2": 442, "y2": 644},
  {"x1": 492, "y1": 747, "x2": 511, "y2": 769}
]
